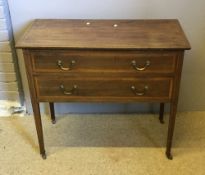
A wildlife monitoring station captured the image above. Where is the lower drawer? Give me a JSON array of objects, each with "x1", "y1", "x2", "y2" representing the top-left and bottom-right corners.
[{"x1": 35, "y1": 77, "x2": 172, "y2": 102}]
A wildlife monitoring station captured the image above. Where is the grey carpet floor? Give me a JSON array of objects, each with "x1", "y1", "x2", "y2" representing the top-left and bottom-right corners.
[{"x1": 0, "y1": 112, "x2": 205, "y2": 175}]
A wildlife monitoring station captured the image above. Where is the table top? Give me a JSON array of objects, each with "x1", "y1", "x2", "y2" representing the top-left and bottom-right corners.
[{"x1": 16, "y1": 19, "x2": 191, "y2": 50}]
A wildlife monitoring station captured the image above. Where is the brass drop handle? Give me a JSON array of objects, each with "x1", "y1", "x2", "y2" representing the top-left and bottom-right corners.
[
  {"x1": 60, "y1": 84, "x2": 78, "y2": 95},
  {"x1": 57, "y1": 60, "x2": 76, "y2": 71},
  {"x1": 131, "y1": 85, "x2": 149, "y2": 96},
  {"x1": 131, "y1": 60, "x2": 150, "y2": 71}
]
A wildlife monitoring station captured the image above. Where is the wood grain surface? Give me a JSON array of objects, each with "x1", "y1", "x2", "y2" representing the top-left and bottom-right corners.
[{"x1": 16, "y1": 19, "x2": 191, "y2": 50}]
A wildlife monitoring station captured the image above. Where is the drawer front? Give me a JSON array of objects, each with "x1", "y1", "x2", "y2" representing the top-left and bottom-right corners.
[
  {"x1": 35, "y1": 77, "x2": 172, "y2": 101},
  {"x1": 31, "y1": 50, "x2": 177, "y2": 74}
]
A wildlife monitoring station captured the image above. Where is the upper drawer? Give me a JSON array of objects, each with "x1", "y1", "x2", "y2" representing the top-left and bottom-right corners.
[{"x1": 30, "y1": 50, "x2": 177, "y2": 74}]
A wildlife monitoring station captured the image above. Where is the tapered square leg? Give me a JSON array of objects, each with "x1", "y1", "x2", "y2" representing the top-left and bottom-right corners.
[
  {"x1": 159, "y1": 103, "x2": 165, "y2": 124},
  {"x1": 166, "y1": 102, "x2": 177, "y2": 160},
  {"x1": 49, "y1": 102, "x2": 56, "y2": 124},
  {"x1": 23, "y1": 50, "x2": 46, "y2": 159},
  {"x1": 32, "y1": 101, "x2": 46, "y2": 159}
]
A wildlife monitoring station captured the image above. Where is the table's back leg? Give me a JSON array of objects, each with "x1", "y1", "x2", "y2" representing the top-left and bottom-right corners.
[
  {"x1": 49, "y1": 102, "x2": 56, "y2": 124},
  {"x1": 159, "y1": 103, "x2": 165, "y2": 124}
]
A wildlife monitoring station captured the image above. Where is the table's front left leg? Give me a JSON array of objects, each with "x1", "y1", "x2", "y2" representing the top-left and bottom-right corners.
[
  {"x1": 23, "y1": 50, "x2": 46, "y2": 159},
  {"x1": 31, "y1": 101, "x2": 46, "y2": 159}
]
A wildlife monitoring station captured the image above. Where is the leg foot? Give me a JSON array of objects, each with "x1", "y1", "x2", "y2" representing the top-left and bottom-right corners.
[
  {"x1": 166, "y1": 152, "x2": 173, "y2": 160},
  {"x1": 159, "y1": 118, "x2": 165, "y2": 124},
  {"x1": 51, "y1": 119, "x2": 56, "y2": 124},
  {"x1": 41, "y1": 152, "x2": 47, "y2": 159}
]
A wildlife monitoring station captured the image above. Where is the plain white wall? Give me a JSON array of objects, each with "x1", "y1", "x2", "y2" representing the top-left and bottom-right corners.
[{"x1": 7, "y1": 0, "x2": 205, "y2": 113}]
